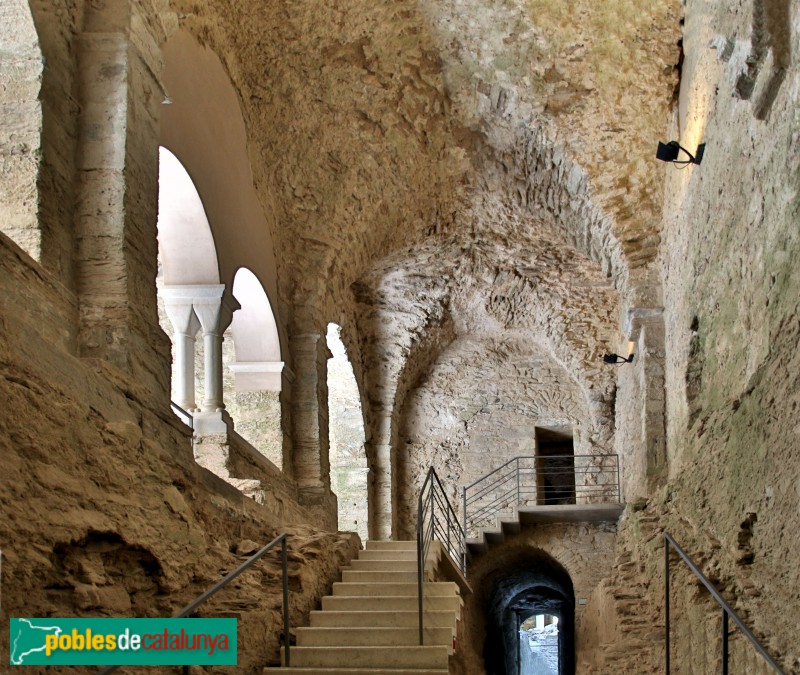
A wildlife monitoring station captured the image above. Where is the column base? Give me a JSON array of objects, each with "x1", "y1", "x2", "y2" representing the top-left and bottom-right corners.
[{"x1": 193, "y1": 409, "x2": 233, "y2": 435}]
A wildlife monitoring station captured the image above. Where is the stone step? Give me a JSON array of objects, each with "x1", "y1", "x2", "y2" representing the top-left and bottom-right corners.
[
  {"x1": 332, "y1": 582, "x2": 457, "y2": 597},
  {"x1": 341, "y1": 569, "x2": 418, "y2": 583},
  {"x1": 322, "y1": 595, "x2": 461, "y2": 613},
  {"x1": 365, "y1": 540, "x2": 417, "y2": 551},
  {"x1": 309, "y1": 610, "x2": 457, "y2": 629},
  {"x1": 357, "y1": 550, "x2": 418, "y2": 561},
  {"x1": 347, "y1": 559, "x2": 418, "y2": 572},
  {"x1": 295, "y1": 626, "x2": 453, "y2": 648},
  {"x1": 283, "y1": 645, "x2": 449, "y2": 670}
]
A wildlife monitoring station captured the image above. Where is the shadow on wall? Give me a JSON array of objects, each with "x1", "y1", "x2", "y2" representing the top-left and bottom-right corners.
[{"x1": 483, "y1": 549, "x2": 575, "y2": 675}]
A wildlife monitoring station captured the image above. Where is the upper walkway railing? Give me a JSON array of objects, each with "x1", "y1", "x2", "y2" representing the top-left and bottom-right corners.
[
  {"x1": 462, "y1": 454, "x2": 621, "y2": 538},
  {"x1": 417, "y1": 467, "x2": 465, "y2": 645},
  {"x1": 665, "y1": 532, "x2": 783, "y2": 674},
  {"x1": 97, "y1": 533, "x2": 290, "y2": 674}
]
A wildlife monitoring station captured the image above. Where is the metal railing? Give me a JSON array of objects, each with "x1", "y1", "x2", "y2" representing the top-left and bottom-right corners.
[
  {"x1": 462, "y1": 454, "x2": 621, "y2": 538},
  {"x1": 97, "y1": 533, "x2": 290, "y2": 674},
  {"x1": 664, "y1": 533, "x2": 783, "y2": 674},
  {"x1": 170, "y1": 401, "x2": 194, "y2": 429},
  {"x1": 417, "y1": 467, "x2": 465, "y2": 646}
]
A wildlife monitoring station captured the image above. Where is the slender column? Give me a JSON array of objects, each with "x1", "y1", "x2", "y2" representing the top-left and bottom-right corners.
[
  {"x1": 289, "y1": 333, "x2": 332, "y2": 497},
  {"x1": 161, "y1": 288, "x2": 201, "y2": 410},
  {"x1": 367, "y1": 412, "x2": 394, "y2": 540},
  {"x1": 192, "y1": 285, "x2": 240, "y2": 413}
]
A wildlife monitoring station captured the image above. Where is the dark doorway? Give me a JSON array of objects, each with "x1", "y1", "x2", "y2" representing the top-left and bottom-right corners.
[
  {"x1": 482, "y1": 550, "x2": 575, "y2": 675},
  {"x1": 535, "y1": 427, "x2": 575, "y2": 505}
]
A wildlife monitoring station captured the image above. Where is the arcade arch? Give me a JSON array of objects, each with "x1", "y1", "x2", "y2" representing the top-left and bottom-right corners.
[{"x1": 326, "y1": 322, "x2": 369, "y2": 540}]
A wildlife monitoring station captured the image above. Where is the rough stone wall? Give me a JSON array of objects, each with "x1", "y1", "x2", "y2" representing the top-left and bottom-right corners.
[
  {"x1": 0, "y1": 231, "x2": 359, "y2": 674},
  {"x1": 0, "y1": 0, "x2": 44, "y2": 260},
  {"x1": 588, "y1": 0, "x2": 800, "y2": 671},
  {"x1": 22, "y1": 0, "x2": 85, "y2": 287},
  {"x1": 398, "y1": 336, "x2": 594, "y2": 538}
]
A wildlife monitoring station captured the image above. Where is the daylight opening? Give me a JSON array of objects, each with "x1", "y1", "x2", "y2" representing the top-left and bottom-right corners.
[
  {"x1": 326, "y1": 323, "x2": 368, "y2": 541},
  {"x1": 520, "y1": 613, "x2": 560, "y2": 675},
  {"x1": 225, "y1": 267, "x2": 284, "y2": 470}
]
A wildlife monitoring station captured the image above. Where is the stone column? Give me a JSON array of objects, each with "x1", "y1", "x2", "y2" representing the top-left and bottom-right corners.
[
  {"x1": 367, "y1": 412, "x2": 394, "y2": 540},
  {"x1": 73, "y1": 1, "x2": 171, "y2": 399},
  {"x1": 289, "y1": 333, "x2": 334, "y2": 503},
  {"x1": 160, "y1": 287, "x2": 201, "y2": 410},
  {"x1": 194, "y1": 286, "x2": 240, "y2": 410}
]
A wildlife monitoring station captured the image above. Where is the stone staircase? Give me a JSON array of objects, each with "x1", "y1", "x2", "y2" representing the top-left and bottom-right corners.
[
  {"x1": 270, "y1": 540, "x2": 462, "y2": 674},
  {"x1": 466, "y1": 503, "x2": 626, "y2": 557}
]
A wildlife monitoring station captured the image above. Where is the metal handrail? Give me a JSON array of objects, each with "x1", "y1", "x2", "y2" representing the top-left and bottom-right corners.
[
  {"x1": 170, "y1": 401, "x2": 194, "y2": 430},
  {"x1": 97, "y1": 533, "x2": 291, "y2": 674},
  {"x1": 664, "y1": 532, "x2": 783, "y2": 674},
  {"x1": 417, "y1": 467, "x2": 465, "y2": 646},
  {"x1": 463, "y1": 454, "x2": 621, "y2": 538}
]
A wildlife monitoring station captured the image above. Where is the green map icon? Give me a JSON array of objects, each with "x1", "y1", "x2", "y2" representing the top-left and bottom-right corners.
[{"x1": 10, "y1": 619, "x2": 63, "y2": 665}]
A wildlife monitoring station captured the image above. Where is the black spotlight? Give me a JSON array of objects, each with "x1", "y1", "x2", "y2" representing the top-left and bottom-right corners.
[
  {"x1": 602, "y1": 353, "x2": 635, "y2": 364},
  {"x1": 656, "y1": 140, "x2": 705, "y2": 166}
]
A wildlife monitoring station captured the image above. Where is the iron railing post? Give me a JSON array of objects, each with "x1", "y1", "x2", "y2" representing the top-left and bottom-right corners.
[
  {"x1": 665, "y1": 537, "x2": 670, "y2": 675},
  {"x1": 722, "y1": 609, "x2": 729, "y2": 675},
  {"x1": 463, "y1": 487, "x2": 467, "y2": 552},
  {"x1": 418, "y1": 467, "x2": 467, "y2": 642},
  {"x1": 663, "y1": 533, "x2": 784, "y2": 674},
  {"x1": 282, "y1": 536, "x2": 290, "y2": 667},
  {"x1": 418, "y1": 490, "x2": 424, "y2": 646},
  {"x1": 616, "y1": 455, "x2": 621, "y2": 503},
  {"x1": 516, "y1": 457, "x2": 520, "y2": 506},
  {"x1": 447, "y1": 501, "x2": 452, "y2": 555}
]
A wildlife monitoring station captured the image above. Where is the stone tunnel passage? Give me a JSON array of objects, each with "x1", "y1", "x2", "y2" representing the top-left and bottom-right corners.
[{"x1": 483, "y1": 550, "x2": 575, "y2": 675}]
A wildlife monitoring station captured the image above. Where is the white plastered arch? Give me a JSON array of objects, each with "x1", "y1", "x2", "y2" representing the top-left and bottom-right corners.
[{"x1": 229, "y1": 267, "x2": 284, "y2": 392}]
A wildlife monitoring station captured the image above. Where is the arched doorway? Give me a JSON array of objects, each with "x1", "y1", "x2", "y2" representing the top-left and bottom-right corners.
[{"x1": 483, "y1": 550, "x2": 575, "y2": 675}]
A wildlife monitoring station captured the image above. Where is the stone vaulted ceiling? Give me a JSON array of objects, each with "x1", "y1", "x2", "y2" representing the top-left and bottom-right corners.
[{"x1": 171, "y1": 0, "x2": 681, "y2": 467}]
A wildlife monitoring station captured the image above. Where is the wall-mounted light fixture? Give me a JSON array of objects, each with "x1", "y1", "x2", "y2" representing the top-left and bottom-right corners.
[
  {"x1": 602, "y1": 338, "x2": 636, "y2": 364},
  {"x1": 602, "y1": 353, "x2": 635, "y2": 364},
  {"x1": 656, "y1": 140, "x2": 705, "y2": 166}
]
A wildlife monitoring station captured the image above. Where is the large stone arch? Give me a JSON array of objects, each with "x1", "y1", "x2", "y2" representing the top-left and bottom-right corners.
[
  {"x1": 160, "y1": 29, "x2": 282, "y2": 347},
  {"x1": 355, "y1": 226, "x2": 621, "y2": 538}
]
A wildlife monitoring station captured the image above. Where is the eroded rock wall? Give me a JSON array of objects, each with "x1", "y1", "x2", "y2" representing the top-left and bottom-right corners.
[{"x1": 0, "y1": 212, "x2": 357, "y2": 675}]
